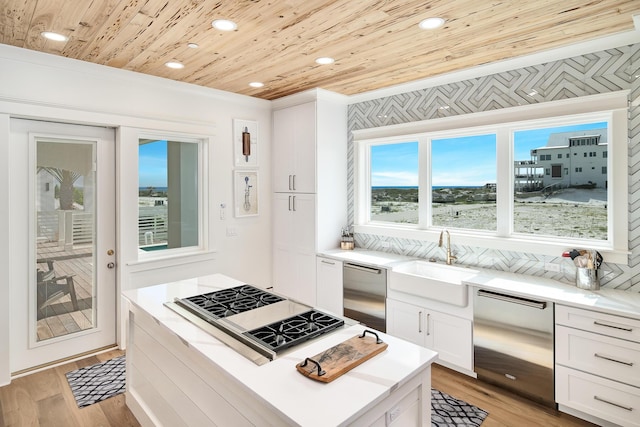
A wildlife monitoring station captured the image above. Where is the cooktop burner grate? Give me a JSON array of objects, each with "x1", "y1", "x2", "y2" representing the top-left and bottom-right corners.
[
  {"x1": 180, "y1": 284, "x2": 285, "y2": 318},
  {"x1": 245, "y1": 310, "x2": 345, "y2": 353}
]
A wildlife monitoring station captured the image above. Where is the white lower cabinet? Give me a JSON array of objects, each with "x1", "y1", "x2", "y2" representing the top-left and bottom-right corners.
[
  {"x1": 387, "y1": 298, "x2": 473, "y2": 372},
  {"x1": 272, "y1": 193, "x2": 317, "y2": 305},
  {"x1": 555, "y1": 304, "x2": 640, "y2": 427},
  {"x1": 316, "y1": 256, "x2": 343, "y2": 315}
]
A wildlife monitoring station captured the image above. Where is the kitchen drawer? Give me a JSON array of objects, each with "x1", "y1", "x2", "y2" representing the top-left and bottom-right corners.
[
  {"x1": 556, "y1": 365, "x2": 640, "y2": 427},
  {"x1": 556, "y1": 305, "x2": 640, "y2": 343},
  {"x1": 556, "y1": 325, "x2": 640, "y2": 388}
]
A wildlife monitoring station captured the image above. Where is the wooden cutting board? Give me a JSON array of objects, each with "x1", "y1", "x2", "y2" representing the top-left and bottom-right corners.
[{"x1": 296, "y1": 331, "x2": 388, "y2": 383}]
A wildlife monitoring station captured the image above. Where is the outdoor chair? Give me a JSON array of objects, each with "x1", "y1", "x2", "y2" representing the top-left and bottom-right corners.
[{"x1": 37, "y1": 259, "x2": 79, "y2": 318}]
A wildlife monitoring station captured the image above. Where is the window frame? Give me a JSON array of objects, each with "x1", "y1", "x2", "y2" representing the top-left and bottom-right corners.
[
  {"x1": 353, "y1": 92, "x2": 629, "y2": 264},
  {"x1": 136, "y1": 132, "x2": 207, "y2": 261}
]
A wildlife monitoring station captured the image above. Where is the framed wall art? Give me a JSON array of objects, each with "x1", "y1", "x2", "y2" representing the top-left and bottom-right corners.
[
  {"x1": 233, "y1": 119, "x2": 258, "y2": 167},
  {"x1": 234, "y1": 170, "x2": 258, "y2": 217}
]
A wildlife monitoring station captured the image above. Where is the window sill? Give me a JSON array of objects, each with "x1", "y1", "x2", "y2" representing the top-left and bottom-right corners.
[{"x1": 126, "y1": 248, "x2": 217, "y2": 272}]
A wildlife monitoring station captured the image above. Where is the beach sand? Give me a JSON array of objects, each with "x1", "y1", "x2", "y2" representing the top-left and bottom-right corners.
[{"x1": 371, "y1": 188, "x2": 607, "y2": 239}]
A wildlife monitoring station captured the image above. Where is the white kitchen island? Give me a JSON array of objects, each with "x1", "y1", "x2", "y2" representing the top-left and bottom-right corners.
[{"x1": 122, "y1": 274, "x2": 438, "y2": 426}]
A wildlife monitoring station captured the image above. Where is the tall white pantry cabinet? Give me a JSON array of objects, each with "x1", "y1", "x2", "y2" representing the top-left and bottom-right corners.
[{"x1": 271, "y1": 90, "x2": 347, "y2": 306}]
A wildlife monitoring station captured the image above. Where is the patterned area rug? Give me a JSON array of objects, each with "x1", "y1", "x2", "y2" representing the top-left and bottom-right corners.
[
  {"x1": 65, "y1": 355, "x2": 126, "y2": 408},
  {"x1": 432, "y1": 388, "x2": 488, "y2": 427}
]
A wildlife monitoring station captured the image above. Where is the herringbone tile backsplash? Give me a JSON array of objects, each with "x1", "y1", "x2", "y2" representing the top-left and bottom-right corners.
[{"x1": 348, "y1": 44, "x2": 640, "y2": 292}]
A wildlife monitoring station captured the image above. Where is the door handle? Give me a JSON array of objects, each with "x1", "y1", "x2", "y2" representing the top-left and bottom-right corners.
[
  {"x1": 288, "y1": 175, "x2": 292, "y2": 191},
  {"x1": 107, "y1": 262, "x2": 115, "y2": 269},
  {"x1": 426, "y1": 313, "x2": 431, "y2": 336},
  {"x1": 292, "y1": 174, "x2": 296, "y2": 190},
  {"x1": 418, "y1": 311, "x2": 422, "y2": 333},
  {"x1": 292, "y1": 195, "x2": 296, "y2": 211}
]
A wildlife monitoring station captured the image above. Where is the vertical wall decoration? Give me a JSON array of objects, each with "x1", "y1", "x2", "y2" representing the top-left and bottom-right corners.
[
  {"x1": 233, "y1": 119, "x2": 258, "y2": 167},
  {"x1": 234, "y1": 170, "x2": 258, "y2": 217}
]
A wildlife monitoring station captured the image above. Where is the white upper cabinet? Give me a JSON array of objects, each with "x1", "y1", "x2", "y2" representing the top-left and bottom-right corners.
[{"x1": 273, "y1": 101, "x2": 316, "y2": 193}]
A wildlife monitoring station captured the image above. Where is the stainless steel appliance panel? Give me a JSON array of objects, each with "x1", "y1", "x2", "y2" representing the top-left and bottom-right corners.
[
  {"x1": 473, "y1": 288, "x2": 555, "y2": 408},
  {"x1": 343, "y1": 263, "x2": 386, "y2": 332}
]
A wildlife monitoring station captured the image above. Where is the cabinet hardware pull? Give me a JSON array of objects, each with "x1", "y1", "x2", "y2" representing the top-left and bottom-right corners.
[
  {"x1": 292, "y1": 174, "x2": 296, "y2": 191},
  {"x1": 344, "y1": 263, "x2": 382, "y2": 274},
  {"x1": 593, "y1": 321, "x2": 633, "y2": 332},
  {"x1": 418, "y1": 311, "x2": 422, "y2": 333},
  {"x1": 288, "y1": 195, "x2": 292, "y2": 211},
  {"x1": 477, "y1": 289, "x2": 546, "y2": 309},
  {"x1": 426, "y1": 313, "x2": 431, "y2": 336},
  {"x1": 594, "y1": 353, "x2": 634, "y2": 366},
  {"x1": 321, "y1": 260, "x2": 335, "y2": 265},
  {"x1": 288, "y1": 175, "x2": 292, "y2": 191},
  {"x1": 594, "y1": 395, "x2": 633, "y2": 411},
  {"x1": 292, "y1": 195, "x2": 296, "y2": 211}
]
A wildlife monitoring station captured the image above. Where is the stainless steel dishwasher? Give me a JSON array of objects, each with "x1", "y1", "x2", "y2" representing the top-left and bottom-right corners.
[
  {"x1": 343, "y1": 263, "x2": 387, "y2": 332},
  {"x1": 473, "y1": 288, "x2": 555, "y2": 408}
]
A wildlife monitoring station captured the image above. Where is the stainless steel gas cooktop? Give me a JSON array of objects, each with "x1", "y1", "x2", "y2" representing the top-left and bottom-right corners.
[{"x1": 164, "y1": 284, "x2": 347, "y2": 365}]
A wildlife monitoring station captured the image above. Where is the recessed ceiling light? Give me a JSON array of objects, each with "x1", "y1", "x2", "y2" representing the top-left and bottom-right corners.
[
  {"x1": 41, "y1": 31, "x2": 69, "y2": 42},
  {"x1": 418, "y1": 17, "x2": 445, "y2": 30},
  {"x1": 249, "y1": 82, "x2": 264, "y2": 88},
  {"x1": 212, "y1": 19, "x2": 237, "y2": 31},
  {"x1": 315, "y1": 57, "x2": 335, "y2": 65},
  {"x1": 187, "y1": 42, "x2": 199, "y2": 49},
  {"x1": 165, "y1": 61, "x2": 185, "y2": 69}
]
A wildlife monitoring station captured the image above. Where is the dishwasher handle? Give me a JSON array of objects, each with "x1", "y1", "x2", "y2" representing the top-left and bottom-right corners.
[
  {"x1": 477, "y1": 289, "x2": 547, "y2": 310},
  {"x1": 344, "y1": 263, "x2": 383, "y2": 275}
]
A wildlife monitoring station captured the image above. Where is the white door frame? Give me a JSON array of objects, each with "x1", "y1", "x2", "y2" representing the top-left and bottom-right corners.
[{"x1": 9, "y1": 118, "x2": 117, "y2": 373}]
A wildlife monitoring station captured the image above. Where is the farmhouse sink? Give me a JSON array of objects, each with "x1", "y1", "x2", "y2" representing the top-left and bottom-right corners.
[{"x1": 389, "y1": 260, "x2": 478, "y2": 306}]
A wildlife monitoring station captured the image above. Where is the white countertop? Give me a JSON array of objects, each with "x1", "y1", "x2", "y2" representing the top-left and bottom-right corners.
[
  {"x1": 123, "y1": 274, "x2": 438, "y2": 427},
  {"x1": 319, "y1": 249, "x2": 640, "y2": 320}
]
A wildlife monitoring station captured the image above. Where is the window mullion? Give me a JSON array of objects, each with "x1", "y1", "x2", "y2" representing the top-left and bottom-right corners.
[{"x1": 496, "y1": 127, "x2": 511, "y2": 236}]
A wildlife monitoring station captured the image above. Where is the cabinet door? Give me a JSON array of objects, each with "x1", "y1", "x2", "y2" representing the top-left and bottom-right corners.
[
  {"x1": 273, "y1": 193, "x2": 296, "y2": 298},
  {"x1": 291, "y1": 102, "x2": 316, "y2": 193},
  {"x1": 386, "y1": 299, "x2": 425, "y2": 346},
  {"x1": 272, "y1": 193, "x2": 317, "y2": 305},
  {"x1": 273, "y1": 108, "x2": 296, "y2": 192},
  {"x1": 425, "y1": 309, "x2": 473, "y2": 371},
  {"x1": 272, "y1": 102, "x2": 316, "y2": 193},
  {"x1": 316, "y1": 257, "x2": 343, "y2": 315}
]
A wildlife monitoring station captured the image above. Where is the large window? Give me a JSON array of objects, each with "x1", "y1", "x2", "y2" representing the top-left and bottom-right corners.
[
  {"x1": 138, "y1": 137, "x2": 202, "y2": 253},
  {"x1": 355, "y1": 95, "x2": 628, "y2": 262},
  {"x1": 513, "y1": 122, "x2": 607, "y2": 240},
  {"x1": 432, "y1": 134, "x2": 496, "y2": 231},
  {"x1": 370, "y1": 141, "x2": 418, "y2": 224}
]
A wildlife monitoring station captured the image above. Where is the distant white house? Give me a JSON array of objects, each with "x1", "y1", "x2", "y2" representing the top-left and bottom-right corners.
[{"x1": 514, "y1": 128, "x2": 607, "y2": 192}]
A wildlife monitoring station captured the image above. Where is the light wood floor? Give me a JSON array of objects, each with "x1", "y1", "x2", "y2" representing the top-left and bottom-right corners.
[
  {"x1": 0, "y1": 349, "x2": 140, "y2": 427},
  {"x1": 0, "y1": 352, "x2": 597, "y2": 427},
  {"x1": 432, "y1": 364, "x2": 597, "y2": 427}
]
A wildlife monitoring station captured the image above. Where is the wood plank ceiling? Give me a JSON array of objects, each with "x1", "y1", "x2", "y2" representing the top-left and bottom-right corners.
[{"x1": 1, "y1": 1, "x2": 639, "y2": 100}]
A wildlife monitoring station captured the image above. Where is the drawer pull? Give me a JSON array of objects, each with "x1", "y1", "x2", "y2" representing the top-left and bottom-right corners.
[
  {"x1": 593, "y1": 320, "x2": 633, "y2": 332},
  {"x1": 320, "y1": 260, "x2": 335, "y2": 265},
  {"x1": 594, "y1": 353, "x2": 634, "y2": 366},
  {"x1": 594, "y1": 395, "x2": 633, "y2": 412}
]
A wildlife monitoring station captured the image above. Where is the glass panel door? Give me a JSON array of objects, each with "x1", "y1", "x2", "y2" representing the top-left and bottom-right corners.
[
  {"x1": 10, "y1": 118, "x2": 115, "y2": 373},
  {"x1": 35, "y1": 138, "x2": 97, "y2": 341}
]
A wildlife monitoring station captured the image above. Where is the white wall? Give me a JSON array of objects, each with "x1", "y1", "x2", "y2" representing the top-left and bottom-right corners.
[{"x1": 0, "y1": 44, "x2": 273, "y2": 382}]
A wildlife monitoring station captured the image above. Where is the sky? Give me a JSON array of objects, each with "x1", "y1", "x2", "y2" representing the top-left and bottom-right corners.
[
  {"x1": 139, "y1": 140, "x2": 167, "y2": 187},
  {"x1": 371, "y1": 122, "x2": 607, "y2": 187}
]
